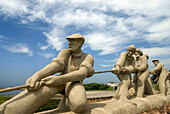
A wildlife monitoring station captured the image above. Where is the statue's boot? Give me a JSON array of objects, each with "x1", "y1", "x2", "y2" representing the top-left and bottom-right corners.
[
  {"x1": 118, "y1": 94, "x2": 137, "y2": 106},
  {"x1": 58, "y1": 95, "x2": 70, "y2": 111}
]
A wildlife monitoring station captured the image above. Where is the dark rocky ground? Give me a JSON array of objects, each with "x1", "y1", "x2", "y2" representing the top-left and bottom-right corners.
[
  {"x1": 88, "y1": 98, "x2": 170, "y2": 114},
  {"x1": 141, "y1": 103, "x2": 170, "y2": 114}
]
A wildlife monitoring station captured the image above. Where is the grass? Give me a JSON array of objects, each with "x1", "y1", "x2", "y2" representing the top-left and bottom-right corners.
[
  {"x1": 35, "y1": 99, "x2": 60, "y2": 112},
  {"x1": 0, "y1": 95, "x2": 10, "y2": 104},
  {"x1": 86, "y1": 87, "x2": 114, "y2": 91},
  {"x1": 107, "y1": 86, "x2": 114, "y2": 90},
  {"x1": 0, "y1": 95, "x2": 60, "y2": 112}
]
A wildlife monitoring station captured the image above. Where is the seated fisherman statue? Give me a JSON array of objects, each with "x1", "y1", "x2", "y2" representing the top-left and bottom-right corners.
[
  {"x1": 133, "y1": 49, "x2": 155, "y2": 98},
  {"x1": 0, "y1": 34, "x2": 94, "y2": 114},
  {"x1": 150, "y1": 59, "x2": 168, "y2": 95},
  {"x1": 112, "y1": 45, "x2": 136, "y2": 101}
]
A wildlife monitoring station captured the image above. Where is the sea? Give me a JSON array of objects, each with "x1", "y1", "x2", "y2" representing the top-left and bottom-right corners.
[{"x1": 0, "y1": 90, "x2": 22, "y2": 95}]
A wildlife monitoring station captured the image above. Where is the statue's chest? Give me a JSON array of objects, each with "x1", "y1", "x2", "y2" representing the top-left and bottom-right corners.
[
  {"x1": 65, "y1": 55, "x2": 84, "y2": 73},
  {"x1": 135, "y1": 59, "x2": 142, "y2": 67},
  {"x1": 124, "y1": 57, "x2": 133, "y2": 66}
]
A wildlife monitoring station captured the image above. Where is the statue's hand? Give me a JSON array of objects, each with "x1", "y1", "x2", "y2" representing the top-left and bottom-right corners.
[
  {"x1": 42, "y1": 76, "x2": 61, "y2": 87},
  {"x1": 121, "y1": 67, "x2": 129, "y2": 73},
  {"x1": 112, "y1": 65, "x2": 121, "y2": 74},
  {"x1": 150, "y1": 70, "x2": 155, "y2": 74},
  {"x1": 26, "y1": 74, "x2": 42, "y2": 91}
]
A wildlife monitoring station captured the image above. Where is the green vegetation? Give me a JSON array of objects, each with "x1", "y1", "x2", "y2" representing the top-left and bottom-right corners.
[
  {"x1": 83, "y1": 83, "x2": 112, "y2": 90},
  {"x1": 107, "y1": 86, "x2": 114, "y2": 90},
  {"x1": 153, "y1": 84, "x2": 158, "y2": 90},
  {"x1": 35, "y1": 99, "x2": 60, "y2": 112},
  {"x1": 0, "y1": 95, "x2": 60, "y2": 112},
  {"x1": 0, "y1": 95, "x2": 10, "y2": 104}
]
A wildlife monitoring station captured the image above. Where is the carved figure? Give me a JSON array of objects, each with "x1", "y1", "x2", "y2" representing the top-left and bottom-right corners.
[
  {"x1": 150, "y1": 59, "x2": 168, "y2": 95},
  {"x1": 0, "y1": 34, "x2": 94, "y2": 114},
  {"x1": 166, "y1": 70, "x2": 170, "y2": 95},
  {"x1": 133, "y1": 49, "x2": 155, "y2": 98},
  {"x1": 112, "y1": 45, "x2": 136, "y2": 101}
]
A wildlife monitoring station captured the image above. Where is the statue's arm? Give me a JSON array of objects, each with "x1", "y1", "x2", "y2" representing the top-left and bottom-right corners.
[
  {"x1": 151, "y1": 64, "x2": 162, "y2": 72},
  {"x1": 125, "y1": 60, "x2": 136, "y2": 73},
  {"x1": 34, "y1": 49, "x2": 70, "y2": 79},
  {"x1": 115, "y1": 52, "x2": 126, "y2": 67},
  {"x1": 112, "y1": 52, "x2": 126, "y2": 74},
  {"x1": 150, "y1": 63, "x2": 162, "y2": 75},
  {"x1": 26, "y1": 49, "x2": 70, "y2": 89},
  {"x1": 136, "y1": 56, "x2": 148, "y2": 72},
  {"x1": 42, "y1": 54, "x2": 94, "y2": 86}
]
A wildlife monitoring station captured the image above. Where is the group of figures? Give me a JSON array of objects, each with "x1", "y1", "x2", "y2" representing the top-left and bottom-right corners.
[
  {"x1": 0, "y1": 34, "x2": 169, "y2": 114},
  {"x1": 112, "y1": 45, "x2": 170, "y2": 102}
]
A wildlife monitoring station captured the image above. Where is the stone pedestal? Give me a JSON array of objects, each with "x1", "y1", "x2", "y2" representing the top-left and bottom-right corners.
[{"x1": 35, "y1": 95, "x2": 170, "y2": 114}]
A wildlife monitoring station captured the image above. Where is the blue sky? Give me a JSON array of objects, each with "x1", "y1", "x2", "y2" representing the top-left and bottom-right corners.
[{"x1": 0, "y1": 0, "x2": 170, "y2": 87}]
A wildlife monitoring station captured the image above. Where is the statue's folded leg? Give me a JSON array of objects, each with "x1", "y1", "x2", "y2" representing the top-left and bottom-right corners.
[
  {"x1": 166, "y1": 79, "x2": 170, "y2": 95},
  {"x1": 145, "y1": 76, "x2": 156, "y2": 95},
  {"x1": 136, "y1": 70, "x2": 148, "y2": 98},
  {"x1": 113, "y1": 86, "x2": 120, "y2": 99},
  {"x1": 118, "y1": 74, "x2": 130, "y2": 101},
  {"x1": 66, "y1": 82, "x2": 87, "y2": 113},
  {"x1": 0, "y1": 85, "x2": 64, "y2": 114},
  {"x1": 158, "y1": 76, "x2": 167, "y2": 95}
]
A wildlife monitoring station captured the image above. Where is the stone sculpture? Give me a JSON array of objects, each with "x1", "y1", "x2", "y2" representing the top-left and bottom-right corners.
[
  {"x1": 167, "y1": 70, "x2": 170, "y2": 94},
  {"x1": 112, "y1": 45, "x2": 136, "y2": 101},
  {"x1": 0, "y1": 34, "x2": 94, "y2": 114},
  {"x1": 133, "y1": 49, "x2": 155, "y2": 98},
  {"x1": 150, "y1": 59, "x2": 168, "y2": 95}
]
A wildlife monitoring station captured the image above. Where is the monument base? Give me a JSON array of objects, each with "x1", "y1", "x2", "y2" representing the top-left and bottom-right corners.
[{"x1": 35, "y1": 94, "x2": 170, "y2": 114}]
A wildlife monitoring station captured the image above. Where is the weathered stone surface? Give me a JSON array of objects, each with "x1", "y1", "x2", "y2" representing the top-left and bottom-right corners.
[{"x1": 35, "y1": 95, "x2": 170, "y2": 114}]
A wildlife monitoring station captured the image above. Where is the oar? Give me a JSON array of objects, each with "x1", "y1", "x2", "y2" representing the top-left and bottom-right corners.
[
  {"x1": 0, "y1": 85, "x2": 30, "y2": 93},
  {"x1": 94, "y1": 70, "x2": 115, "y2": 74},
  {"x1": 0, "y1": 69, "x2": 116, "y2": 93}
]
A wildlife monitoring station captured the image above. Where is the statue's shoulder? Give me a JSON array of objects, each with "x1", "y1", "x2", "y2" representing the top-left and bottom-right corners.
[
  {"x1": 52, "y1": 49, "x2": 70, "y2": 62},
  {"x1": 57, "y1": 49, "x2": 71, "y2": 57},
  {"x1": 143, "y1": 54, "x2": 149, "y2": 60},
  {"x1": 159, "y1": 63, "x2": 164, "y2": 67},
  {"x1": 83, "y1": 52, "x2": 94, "y2": 60},
  {"x1": 60, "y1": 49, "x2": 70, "y2": 54},
  {"x1": 120, "y1": 52, "x2": 127, "y2": 56}
]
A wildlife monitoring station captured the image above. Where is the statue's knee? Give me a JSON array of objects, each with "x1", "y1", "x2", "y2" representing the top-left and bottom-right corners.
[{"x1": 70, "y1": 101, "x2": 86, "y2": 113}]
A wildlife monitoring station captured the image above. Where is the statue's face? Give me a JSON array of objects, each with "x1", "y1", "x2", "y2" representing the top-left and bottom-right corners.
[
  {"x1": 153, "y1": 61, "x2": 159, "y2": 66},
  {"x1": 135, "y1": 52, "x2": 140, "y2": 58},
  {"x1": 127, "y1": 49, "x2": 135, "y2": 57},
  {"x1": 68, "y1": 39, "x2": 83, "y2": 52}
]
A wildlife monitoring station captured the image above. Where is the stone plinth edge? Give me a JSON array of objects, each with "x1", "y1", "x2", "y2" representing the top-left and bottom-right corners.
[{"x1": 35, "y1": 95, "x2": 170, "y2": 114}]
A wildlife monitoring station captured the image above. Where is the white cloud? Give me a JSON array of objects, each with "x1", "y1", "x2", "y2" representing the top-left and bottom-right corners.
[
  {"x1": 0, "y1": 35, "x2": 5, "y2": 39},
  {"x1": 0, "y1": 35, "x2": 5, "y2": 42},
  {"x1": 43, "y1": 29, "x2": 65, "y2": 51},
  {"x1": 40, "y1": 52, "x2": 55, "y2": 59},
  {"x1": 4, "y1": 44, "x2": 33, "y2": 56},
  {"x1": 38, "y1": 42, "x2": 49, "y2": 51},
  {"x1": 146, "y1": 19, "x2": 170, "y2": 43},
  {"x1": 85, "y1": 33, "x2": 127, "y2": 55},
  {"x1": 141, "y1": 46, "x2": 170, "y2": 70},
  {"x1": 0, "y1": 0, "x2": 28, "y2": 18},
  {"x1": 141, "y1": 47, "x2": 170, "y2": 58},
  {"x1": 40, "y1": 45, "x2": 49, "y2": 51},
  {"x1": 0, "y1": 0, "x2": 170, "y2": 54},
  {"x1": 160, "y1": 58, "x2": 170, "y2": 70},
  {"x1": 99, "y1": 63, "x2": 114, "y2": 68},
  {"x1": 97, "y1": 58, "x2": 118, "y2": 68}
]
